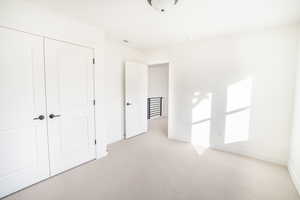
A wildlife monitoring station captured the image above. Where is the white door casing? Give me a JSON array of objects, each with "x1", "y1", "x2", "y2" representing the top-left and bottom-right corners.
[
  {"x1": 0, "y1": 27, "x2": 50, "y2": 198},
  {"x1": 45, "y1": 39, "x2": 96, "y2": 175},
  {"x1": 125, "y1": 61, "x2": 148, "y2": 138}
]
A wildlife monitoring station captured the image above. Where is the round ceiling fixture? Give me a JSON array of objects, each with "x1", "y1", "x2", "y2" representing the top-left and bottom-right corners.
[{"x1": 147, "y1": 0, "x2": 178, "y2": 13}]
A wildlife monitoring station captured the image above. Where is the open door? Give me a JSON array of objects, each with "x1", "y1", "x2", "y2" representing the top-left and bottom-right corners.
[{"x1": 125, "y1": 61, "x2": 148, "y2": 138}]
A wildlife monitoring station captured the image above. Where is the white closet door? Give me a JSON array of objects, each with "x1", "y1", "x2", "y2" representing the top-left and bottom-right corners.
[
  {"x1": 45, "y1": 39, "x2": 96, "y2": 175},
  {"x1": 0, "y1": 28, "x2": 49, "y2": 198}
]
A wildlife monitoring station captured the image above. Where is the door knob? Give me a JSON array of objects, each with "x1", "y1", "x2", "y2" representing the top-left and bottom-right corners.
[
  {"x1": 49, "y1": 114, "x2": 61, "y2": 119},
  {"x1": 33, "y1": 115, "x2": 45, "y2": 120},
  {"x1": 126, "y1": 102, "x2": 132, "y2": 106}
]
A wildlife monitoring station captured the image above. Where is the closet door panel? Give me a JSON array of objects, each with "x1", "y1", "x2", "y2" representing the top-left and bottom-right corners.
[
  {"x1": 45, "y1": 39, "x2": 96, "y2": 175},
  {"x1": 0, "y1": 27, "x2": 49, "y2": 198}
]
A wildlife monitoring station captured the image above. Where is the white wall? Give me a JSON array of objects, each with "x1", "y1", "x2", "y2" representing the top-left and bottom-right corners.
[
  {"x1": 145, "y1": 25, "x2": 299, "y2": 165},
  {"x1": 0, "y1": 0, "x2": 109, "y2": 158},
  {"x1": 104, "y1": 37, "x2": 146, "y2": 144},
  {"x1": 289, "y1": 31, "x2": 300, "y2": 194},
  {"x1": 148, "y1": 64, "x2": 169, "y2": 117}
]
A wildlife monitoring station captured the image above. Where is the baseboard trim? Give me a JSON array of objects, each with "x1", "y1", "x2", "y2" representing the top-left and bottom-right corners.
[
  {"x1": 168, "y1": 135, "x2": 190, "y2": 143},
  {"x1": 96, "y1": 151, "x2": 108, "y2": 160},
  {"x1": 288, "y1": 164, "x2": 300, "y2": 195},
  {"x1": 211, "y1": 146, "x2": 286, "y2": 166}
]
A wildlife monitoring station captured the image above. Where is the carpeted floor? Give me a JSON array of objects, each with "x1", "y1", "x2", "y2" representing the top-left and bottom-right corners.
[{"x1": 3, "y1": 118, "x2": 300, "y2": 200}]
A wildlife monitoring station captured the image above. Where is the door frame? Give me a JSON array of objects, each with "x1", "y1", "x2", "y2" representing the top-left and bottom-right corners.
[{"x1": 147, "y1": 60, "x2": 171, "y2": 139}]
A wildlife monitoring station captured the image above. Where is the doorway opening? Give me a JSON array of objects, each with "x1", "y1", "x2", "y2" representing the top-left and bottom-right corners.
[{"x1": 148, "y1": 63, "x2": 169, "y2": 137}]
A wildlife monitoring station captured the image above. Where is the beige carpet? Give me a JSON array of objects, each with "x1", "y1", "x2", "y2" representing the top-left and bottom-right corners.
[{"x1": 4, "y1": 118, "x2": 300, "y2": 200}]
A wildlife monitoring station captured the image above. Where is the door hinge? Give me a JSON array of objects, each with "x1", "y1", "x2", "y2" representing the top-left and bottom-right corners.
[
  {"x1": 92, "y1": 58, "x2": 95, "y2": 64},
  {"x1": 94, "y1": 140, "x2": 97, "y2": 145},
  {"x1": 93, "y1": 99, "x2": 96, "y2": 106}
]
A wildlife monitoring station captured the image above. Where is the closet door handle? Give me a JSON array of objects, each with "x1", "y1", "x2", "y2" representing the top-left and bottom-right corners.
[
  {"x1": 33, "y1": 115, "x2": 45, "y2": 120},
  {"x1": 49, "y1": 114, "x2": 61, "y2": 119}
]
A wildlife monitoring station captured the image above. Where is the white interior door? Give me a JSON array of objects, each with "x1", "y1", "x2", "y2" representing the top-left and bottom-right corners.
[
  {"x1": 45, "y1": 39, "x2": 96, "y2": 175},
  {"x1": 0, "y1": 28, "x2": 49, "y2": 198},
  {"x1": 125, "y1": 62, "x2": 148, "y2": 138}
]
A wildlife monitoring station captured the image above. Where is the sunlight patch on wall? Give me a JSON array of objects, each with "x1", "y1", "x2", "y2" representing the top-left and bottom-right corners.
[
  {"x1": 225, "y1": 109, "x2": 250, "y2": 144},
  {"x1": 191, "y1": 92, "x2": 212, "y2": 147},
  {"x1": 225, "y1": 78, "x2": 252, "y2": 144},
  {"x1": 226, "y1": 78, "x2": 252, "y2": 112},
  {"x1": 191, "y1": 120, "x2": 211, "y2": 147},
  {"x1": 192, "y1": 93, "x2": 212, "y2": 123}
]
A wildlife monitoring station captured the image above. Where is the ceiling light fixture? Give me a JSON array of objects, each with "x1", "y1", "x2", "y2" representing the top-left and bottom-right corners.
[{"x1": 147, "y1": 0, "x2": 178, "y2": 13}]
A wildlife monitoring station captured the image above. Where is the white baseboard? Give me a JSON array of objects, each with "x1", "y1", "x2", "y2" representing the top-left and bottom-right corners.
[
  {"x1": 288, "y1": 164, "x2": 300, "y2": 195},
  {"x1": 212, "y1": 146, "x2": 286, "y2": 166},
  {"x1": 96, "y1": 151, "x2": 108, "y2": 160},
  {"x1": 168, "y1": 135, "x2": 190, "y2": 143},
  {"x1": 108, "y1": 137, "x2": 123, "y2": 145}
]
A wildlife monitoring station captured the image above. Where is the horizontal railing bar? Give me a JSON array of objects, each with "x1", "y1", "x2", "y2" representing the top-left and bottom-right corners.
[
  {"x1": 150, "y1": 113, "x2": 161, "y2": 115},
  {"x1": 150, "y1": 115, "x2": 160, "y2": 117}
]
